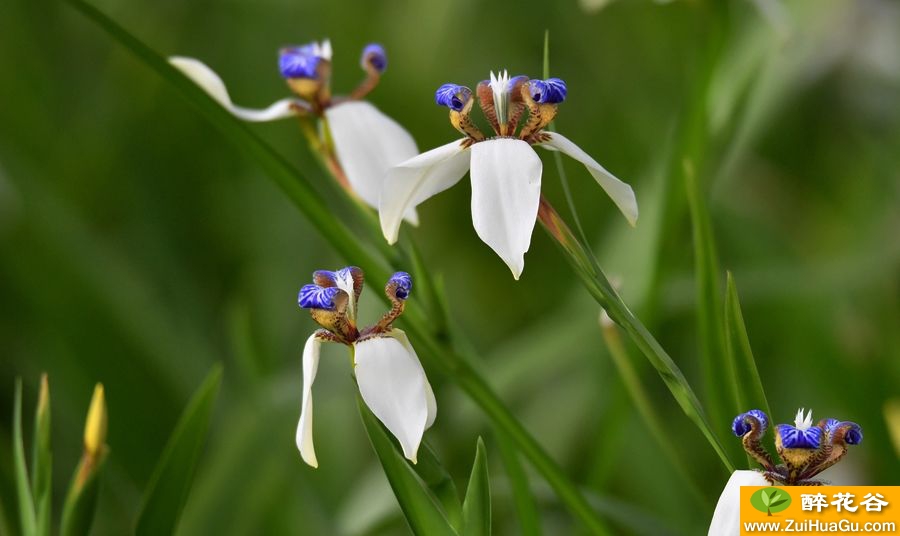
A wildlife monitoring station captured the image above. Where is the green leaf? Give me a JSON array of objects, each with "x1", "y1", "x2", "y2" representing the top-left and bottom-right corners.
[
  {"x1": 725, "y1": 272, "x2": 772, "y2": 419},
  {"x1": 684, "y1": 160, "x2": 741, "y2": 456},
  {"x1": 357, "y1": 398, "x2": 457, "y2": 536},
  {"x1": 769, "y1": 498, "x2": 787, "y2": 508},
  {"x1": 413, "y1": 442, "x2": 463, "y2": 530},
  {"x1": 760, "y1": 490, "x2": 771, "y2": 506},
  {"x1": 31, "y1": 375, "x2": 51, "y2": 536},
  {"x1": 461, "y1": 438, "x2": 491, "y2": 536},
  {"x1": 13, "y1": 379, "x2": 36, "y2": 536},
  {"x1": 135, "y1": 364, "x2": 223, "y2": 536},
  {"x1": 495, "y1": 431, "x2": 541, "y2": 536},
  {"x1": 60, "y1": 454, "x2": 106, "y2": 536}
]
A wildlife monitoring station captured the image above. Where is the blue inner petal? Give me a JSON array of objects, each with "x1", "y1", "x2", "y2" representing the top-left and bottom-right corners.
[
  {"x1": 298, "y1": 284, "x2": 341, "y2": 310},
  {"x1": 777, "y1": 424, "x2": 822, "y2": 449},
  {"x1": 279, "y1": 51, "x2": 321, "y2": 79}
]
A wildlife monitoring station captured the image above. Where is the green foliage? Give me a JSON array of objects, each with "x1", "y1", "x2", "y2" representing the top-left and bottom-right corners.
[
  {"x1": 135, "y1": 365, "x2": 223, "y2": 536},
  {"x1": 358, "y1": 399, "x2": 457, "y2": 536},
  {"x1": 461, "y1": 438, "x2": 491, "y2": 536}
]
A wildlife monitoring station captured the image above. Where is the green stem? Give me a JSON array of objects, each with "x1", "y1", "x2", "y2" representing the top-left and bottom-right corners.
[
  {"x1": 599, "y1": 318, "x2": 709, "y2": 507},
  {"x1": 538, "y1": 198, "x2": 735, "y2": 473}
]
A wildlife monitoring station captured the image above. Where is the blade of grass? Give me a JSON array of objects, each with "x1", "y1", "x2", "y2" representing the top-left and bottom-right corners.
[
  {"x1": 538, "y1": 200, "x2": 735, "y2": 473},
  {"x1": 724, "y1": 272, "x2": 771, "y2": 418},
  {"x1": 683, "y1": 160, "x2": 742, "y2": 462},
  {"x1": 413, "y1": 442, "x2": 463, "y2": 530},
  {"x1": 461, "y1": 438, "x2": 491, "y2": 536},
  {"x1": 66, "y1": 4, "x2": 614, "y2": 531},
  {"x1": 495, "y1": 431, "x2": 540, "y2": 536},
  {"x1": 598, "y1": 316, "x2": 708, "y2": 508},
  {"x1": 13, "y1": 379, "x2": 36, "y2": 536},
  {"x1": 30, "y1": 375, "x2": 51, "y2": 536},
  {"x1": 135, "y1": 364, "x2": 223, "y2": 536},
  {"x1": 358, "y1": 399, "x2": 458, "y2": 536}
]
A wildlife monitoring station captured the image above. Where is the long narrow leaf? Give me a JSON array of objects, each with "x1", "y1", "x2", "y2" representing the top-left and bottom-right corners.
[
  {"x1": 684, "y1": 161, "x2": 743, "y2": 462},
  {"x1": 13, "y1": 379, "x2": 36, "y2": 536},
  {"x1": 495, "y1": 431, "x2": 541, "y2": 536},
  {"x1": 135, "y1": 364, "x2": 223, "y2": 536},
  {"x1": 599, "y1": 318, "x2": 709, "y2": 508},
  {"x1": 413, "y1": 442, "x2": 463, "y2": 530},
  {"x1": 30, "y1": 375, "x2": 51, "y2": 536},
  {"x1": 358, "y1": 399, "x2": 457, "y2": 536},
  {"x1": 724, "y1": 272, "x2": 771, "y2": 418},
  {"x1": 461, "y1": 438, "x2": 491, "y2": 536}
]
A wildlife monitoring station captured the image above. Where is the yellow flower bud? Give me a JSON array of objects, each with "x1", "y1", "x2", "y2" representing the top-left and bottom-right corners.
[{"x1": 83, "y1": 383, "x2": 107, "y2": 458}]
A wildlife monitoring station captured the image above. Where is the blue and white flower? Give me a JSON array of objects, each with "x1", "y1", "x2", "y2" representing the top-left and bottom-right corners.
[
  {"x1": 379, "y1": 70, "x2": 638, "y2": 279},
  {"x1": 169, "y1": 40, "x2": 418, "y2": 218},
  {"x1": 709, "y1": 407, "x2": 863, "y2": 535},
  {"x1": 296, "y1": 267, "x2": 435, "y2": 467}
]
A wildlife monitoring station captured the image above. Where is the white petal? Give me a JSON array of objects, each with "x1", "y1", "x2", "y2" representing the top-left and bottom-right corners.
[
  {"x1": 538, "y1": 132, "x2": 638, "y2": 226},
  {"x1": 425, "y1": 381, "x2": 437, "y2": 430},
  {"x1": 168, "y1": 57, "x2": 301, "y2": 122},
  {"x1": 470, "y1": 138, "x2": 542, "y2": 279},
  {"x1": 378, "y1": 139, "x2": 471, "y2": 244},
  {"x1": 354, "y1": 329, "x2": 433, "y2": 463},
  {"x1": 708, "y1": 470, "x2": 770, "y2": 536},
  {"x1": 325, "y1": 101, "x2": 420, "y2": 223},
  {"x1": 296, "y1": 333, "x2": 323, "y2": 467}
]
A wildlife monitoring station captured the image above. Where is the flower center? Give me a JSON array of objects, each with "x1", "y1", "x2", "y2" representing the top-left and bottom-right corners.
[{"x1": 434, "y1": 72, "x2": 568, "y2": 145}]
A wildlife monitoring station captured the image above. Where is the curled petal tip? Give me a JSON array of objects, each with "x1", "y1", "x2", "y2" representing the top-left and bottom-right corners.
[
  {"x1": 732, "y1": 409, "x2": 769, "y2": 436},
  {"x1": 388, "y1": 272, "x2": 412, "y2": 300},
  {"x1": 530, "y1": 78, "x2": 567, "y2": 103},
  {"x1": 361, "y1": 43, "x2": 387, "y2": 73},
  {"x1": 435, "y1": 83, "x2": 470, "y2": 112}
]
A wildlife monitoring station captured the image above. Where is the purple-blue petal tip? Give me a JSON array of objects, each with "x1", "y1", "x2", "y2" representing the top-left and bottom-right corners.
[
  {"x1": 362, "y1": 43, "x2": 387, "y2": 73},
  {"x1": 777, "y1": 424, "x2": 822, "y2": 449},
  {"x1": 435, "y1": 83, "x2": 470, "y2": 112},
  {"x1": 732, "y1": 409, "x2": 769, "y2": 436},
  {"x1": 530, "y1": 78, "x2": 567, "y2": 104},
  {"x1": 298, "y1": 284, "x2": 341, "y2": 310},
  {"x1": 389, "y1": 271, "x2": 412, "y2": 300},
  {"x1": 826, "y1": 420, "x2": 863, "y2": 445}
]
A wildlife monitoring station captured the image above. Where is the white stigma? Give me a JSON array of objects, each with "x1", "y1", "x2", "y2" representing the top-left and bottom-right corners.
[
  {"x1": 315, "y1": 39, "x2": 333, "y2": 61},
  {"x1": 794, "y1": 408, "x2": 813, "y2": 430},
  {"x1": 335, "y1": 269, "x2": 356, "y2": 320},
  {"x1": 489, "y1": 69, "x2": 510, "y2": 126}
]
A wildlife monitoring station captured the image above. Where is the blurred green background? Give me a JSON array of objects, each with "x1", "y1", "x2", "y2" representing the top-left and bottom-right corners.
[{"x1": 1, "y1": 0, "x2": 898, "y2": 534}]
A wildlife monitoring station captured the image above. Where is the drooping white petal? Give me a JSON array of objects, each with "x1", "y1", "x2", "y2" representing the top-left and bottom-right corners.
[
  {"x1": 354, "y1": 329, "x2": 432, "y2": 463},
  {"x1": 296, "y1": 333, "x2": 323, "y2": 467},
  {"x1": 470, "y1": 138, "x2": 542, "y2": 280},
  {"x1": 424, "y1": 381, "x2": 437, "y2": 429},
  {"x1": 378, "y1": 139, "x2": 471, "y2": 244},
  {"x1": 169, "y1": 57, "x2": 302, "y2": 122},
  {"x1": 708, "y1": 470, "x2": 771, "y2": 536},
  {"x1": 325, "y1": 101, "x2": 420, "y2": 223},
  {"x1": 538, "y1": 132, "x2": 639, "y2": 226}
]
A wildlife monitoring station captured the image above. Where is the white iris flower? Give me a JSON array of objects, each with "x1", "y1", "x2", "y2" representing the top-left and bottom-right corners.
[
  {"x1": 169, "y1": 40, "x2": 418, "y2": 219},
  {"x1": 379, "y1": 71, "x2": 638, "y2": 279},
  {"x1": 296, "y1": 267, "x2": 435, "y2": 467}
]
